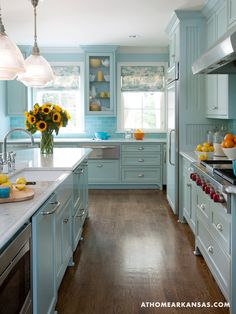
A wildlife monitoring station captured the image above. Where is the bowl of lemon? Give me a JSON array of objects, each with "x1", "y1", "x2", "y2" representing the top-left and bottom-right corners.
[{"x1": 195, "y1": 142, "x2": 214, "y2": 160}]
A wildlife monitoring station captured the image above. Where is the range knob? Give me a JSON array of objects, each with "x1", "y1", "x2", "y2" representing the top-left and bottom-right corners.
[
  {"x1": 205, "y1": 186, "x2": 211, "y2": 194},
  {"x1": 190, "y1": 173, "x2": 197, "y2": 181},
  {"x1": 212, "y1": 193, "x2": 225, "y2": 203},
  {"x1": 202, "y1": 182, "x2": 207, "y2": 191},
  {"x1": 210, "y1": 188, "x2": 215, "y2": 199},
  {"x1": 196, "y1": 178, "x2": 202, "y2": 186}
]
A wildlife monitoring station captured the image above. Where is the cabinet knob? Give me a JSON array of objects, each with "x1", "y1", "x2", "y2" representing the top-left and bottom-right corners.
[
  {"x1": 200, "y1": 204, "x2": 206, "y2": 211},
  {"x1": 63, "y1": 218, "x2": 69, "y2": 224},
  {"x1": 138, "y1": 147, "x2": 144, "y2": 150},
  {"x1": 138, "y1": 174, "x2": 144, "y2": 177},
  {"x1": 212, "y1": 106, "x2": 218, "y2": 110},
  {"x1": 216, "y1": 223, "x2": 223, "y2": 232},
  {"x1": 138, "y1": 158, "x2": 144, "y2": 162},
  {"x1": 207, "y1": 246, "x2": 214, "y2": 254},
  {"x1": 188, "y1": 167, "x2": 194, "y2": 172},
  {"x1": 97, "y1": 164, "x2": 103, "y2": 168},
  {"x1": 186, "y1": 183, "x2": 192, "y2": 187}
]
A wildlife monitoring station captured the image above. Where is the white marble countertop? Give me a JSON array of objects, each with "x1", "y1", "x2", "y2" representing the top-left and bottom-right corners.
[
  {"x1": 0, "y1": 148, "x2": 92, "y2": 250},
  {"x1": 179, "y1": 151, "x2": 198, "y2": 163},
  {"x1": 1, "y1": 137, "x2": 167, "y2": 144}
]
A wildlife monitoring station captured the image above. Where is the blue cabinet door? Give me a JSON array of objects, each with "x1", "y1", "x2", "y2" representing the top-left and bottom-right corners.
[{"x1": 32, "y1": 194, "x2": 57, "y2": 314}]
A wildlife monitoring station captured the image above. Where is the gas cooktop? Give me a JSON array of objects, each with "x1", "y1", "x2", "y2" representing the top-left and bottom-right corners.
[{"x1": 200, "y1": 160, "x2": 236, "y2": 185}]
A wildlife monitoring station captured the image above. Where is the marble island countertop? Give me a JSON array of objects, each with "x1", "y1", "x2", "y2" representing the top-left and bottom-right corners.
[{"x1": 0, "y1": 147, "x2": 92, "y2": 250}]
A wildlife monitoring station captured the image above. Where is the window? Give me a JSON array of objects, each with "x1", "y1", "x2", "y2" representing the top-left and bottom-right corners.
[
  {"x1": 117, "y1": 62, "x2": 166, "y2": 132},
  {"x1": 32, "y1": 63, "x2": 84, "y2": 133}
]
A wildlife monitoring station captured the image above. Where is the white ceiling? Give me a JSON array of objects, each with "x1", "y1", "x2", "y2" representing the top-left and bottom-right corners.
[{"x1": 2, "y1": 0, "x2": 206, "y2": 48}]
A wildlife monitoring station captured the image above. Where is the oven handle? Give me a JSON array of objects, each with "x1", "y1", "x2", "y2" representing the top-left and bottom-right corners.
[
  {"x1": 0, "y1": 241, "x2": 29, "y2": 286},
  {"x1": 41, "y1": 201, "x2": 61, "y2": 215}
]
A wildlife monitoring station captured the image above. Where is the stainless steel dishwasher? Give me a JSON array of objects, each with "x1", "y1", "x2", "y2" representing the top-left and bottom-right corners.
[
  {"x1": 0, "y1": 223, "x2": 32, "y2": 314},
  {"x1": 80, "y1": 144, "x2": 120, "y2": 160}
]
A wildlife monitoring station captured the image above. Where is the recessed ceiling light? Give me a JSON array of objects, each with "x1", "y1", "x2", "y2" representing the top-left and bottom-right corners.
[{"x1": 128, "y1": 34, "x2": 141, "y2": 39}]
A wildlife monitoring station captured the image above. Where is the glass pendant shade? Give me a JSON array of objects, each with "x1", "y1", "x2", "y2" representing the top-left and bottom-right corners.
[
  {"x1": 17, "y1": 54, "x2": 54, "y2": 87},
  {"x1": 0, "y1": 33, "x2": 25, "y2": 80}
]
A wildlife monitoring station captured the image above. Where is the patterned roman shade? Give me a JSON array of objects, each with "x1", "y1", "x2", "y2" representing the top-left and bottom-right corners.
[
  {"x1": 121, "y1": 65, "x2": 164, "y2": 92},
  {"x1": 46, "y1": 65, "x2": 80, "y2": 90}
]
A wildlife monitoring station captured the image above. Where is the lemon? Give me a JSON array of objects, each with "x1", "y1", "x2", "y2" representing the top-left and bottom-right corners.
[
  {"x1": 15, "y1": 177, "x2": 27, "y2": 185},
  {"x1": 209, "y1": 146, "x2": 214, "y2": 152},
  {"x1": 0, "y1": 174, "x2": 9, "y2": 185},
  {"x1": 203, "y1": 142, "x2": 211, "y2": 147},
  {"x1": 15, "y1": 184, "x2": 26, "y2": 191},
  {"x1": 1, "y1": 181, "x2": 13, "y2": 191},
  {"x1": 196, "y1": 144, "x2": 202, "y2": 152},
  {"x1": 202, "y1": 147, "x2": 209, "y2": 152},
  {"x1": 198, "y1": 154, "x2": 208, "y2": 161}
]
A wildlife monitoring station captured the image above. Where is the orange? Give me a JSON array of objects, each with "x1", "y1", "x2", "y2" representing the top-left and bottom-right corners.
[
  {"x1": 221, "y1": 141, "x2": 226, "y2": 148},
  {"x1": 224, "y1": 133, "x2": 234, "y2": 141},
  {"x1": 224, "y1": 139, "x2": 234, "y2": 148},
  {"x1": 233, "y1": 136, "x2": 236, "y2": 144}
]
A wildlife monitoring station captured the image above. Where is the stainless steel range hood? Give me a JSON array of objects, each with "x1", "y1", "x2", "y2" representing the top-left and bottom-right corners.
[{"x1": 192, "y1": 26, "x2": 236, "y2": 75}]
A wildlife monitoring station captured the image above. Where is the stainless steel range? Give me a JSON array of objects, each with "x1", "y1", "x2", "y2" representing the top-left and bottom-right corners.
[{"x1": 190, "y1": 160, "x2": 233, "y2": 214}]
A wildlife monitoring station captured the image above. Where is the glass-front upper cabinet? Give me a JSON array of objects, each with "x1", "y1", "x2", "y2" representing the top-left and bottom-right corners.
[{"x1": 82, "y1": 46, "x2": 117, "y2": 116}]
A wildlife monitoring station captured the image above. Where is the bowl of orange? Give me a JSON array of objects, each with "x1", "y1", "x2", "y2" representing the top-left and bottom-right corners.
[{"x1": 221, "y1": 133, "x2": 236, "y2": 159}]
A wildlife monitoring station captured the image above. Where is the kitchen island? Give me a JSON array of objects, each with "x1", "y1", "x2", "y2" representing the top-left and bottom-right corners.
[{"x1": 0, "y1": 147, "x2": 91, "y2": 314}]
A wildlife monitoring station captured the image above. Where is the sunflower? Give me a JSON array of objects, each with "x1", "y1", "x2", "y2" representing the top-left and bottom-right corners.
[
  {"x1": 36, "y1": 121, "x2": 47, "y2": 132},
  {"x1": 64, "y1": 110, "x2": 71, "y2": 120},
  {"x1": 33, "y1": 107, "x2": 39, "y2": 115},
  {"x1": 24, "y1": 111, "x2": 29, "y2": 118},
  {"x1": 52, "y1": 112, "x2": 61, "y2": 123},
  {"x1": 27, "y1": 114, "x2": 36, "y2": 125},
  {"x1": 53, "y1": 105, "x2": 62, "y2": 112},
  {"x1": 41, "y1": 104, "x2": 51, "y2": 114},
  {"x1": 24, "y1": 120, "x2": 30, "y2": 129},
  {"x1": 58, "y1": 121, "x2": 63, "y2": 128}
]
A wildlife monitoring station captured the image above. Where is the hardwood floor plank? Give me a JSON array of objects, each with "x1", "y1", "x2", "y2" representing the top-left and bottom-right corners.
[{"x1": 56, "y1": 190, "x2": 230, "y2": 314}]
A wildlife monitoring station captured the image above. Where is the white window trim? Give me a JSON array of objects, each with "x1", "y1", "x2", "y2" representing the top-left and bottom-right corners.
[
  {"x1": 117, "y1": 61, "x2": 168, "y2": 133},
  {"x1": 31, "y1": 61, "x2": 85, "y2": 133}
]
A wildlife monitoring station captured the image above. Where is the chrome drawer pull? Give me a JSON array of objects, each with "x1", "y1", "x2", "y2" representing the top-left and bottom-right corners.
[
  {"x1": 41, "y1": 201, "x2": 61, "y2": 215},
  {"x1": 138, "y1": 174, "x2": 144, "y2": 177},
  {"x1": 187, "y1": 183, "x2": 191, "y2": 187},
  {"x1": 76, "y1": 209, "x2": 85, "y2": 218},
  {"x1": 216, "y1": 223, "x2": 223, "y2": 232},
  {"x1": 200, "y1": 204, "x2": 205, "y2": 211},
  {"x1": 97, "y1": 164, "x2": 103, "y2": 168},
  {"x1": 63, "y1": 218, "x2": 69, "y2": 224},
  {"x1": 207, "y1": 246, "x2": 214, "y2": 254},
  {"x1": 138, "y1": 147, "x2": 144, "y2": 150},
  {"x1": 138, "y1": 158, "x2": 144, "y2": 162}
]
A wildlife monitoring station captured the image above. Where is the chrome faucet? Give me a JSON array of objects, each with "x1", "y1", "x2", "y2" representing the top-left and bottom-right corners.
[{"x1": 3, "y1": 128, "x2": 34, "y2": 162}]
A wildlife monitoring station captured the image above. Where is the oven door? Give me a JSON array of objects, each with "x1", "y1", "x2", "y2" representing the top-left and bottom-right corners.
[{"x1": 0, "y1": 224, "x2": 31, "y2": 314}]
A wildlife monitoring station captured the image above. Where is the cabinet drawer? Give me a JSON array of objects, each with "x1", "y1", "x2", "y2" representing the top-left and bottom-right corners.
[
  {"x1": 122, "y1": 155, "x2": 161, "y2": 166},
  {"x1": 196, "y1": 188, "x2": 211, "y2": 223},
  {"x1": 88, "y1": 160, "x2": 120, "y2": 183},
  {"x1": 122, "y1": 167, "x2": 161, "y2": 183},
  {"x1": 211, "y1": 203, "x2": 231, "y2": 254},
  {"x1": 122, "y1": 144, "x2": 161, "y2": 152},
  {"x1": 196, "y1": 218, "x2": 230, "y2": 297}
]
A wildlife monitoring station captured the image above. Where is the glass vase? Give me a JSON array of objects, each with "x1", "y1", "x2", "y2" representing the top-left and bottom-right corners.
[{"x1": 40, "y1": 131, "x2": 53, "y2": 155}]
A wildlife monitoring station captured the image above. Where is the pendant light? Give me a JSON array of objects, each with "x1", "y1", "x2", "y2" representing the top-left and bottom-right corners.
[
  {"x1": 0, "y1": 1, "x2": 25, "y2": 80},
  {"x1": 18, "y1": 0, "x2": 54, "y2": 87}
]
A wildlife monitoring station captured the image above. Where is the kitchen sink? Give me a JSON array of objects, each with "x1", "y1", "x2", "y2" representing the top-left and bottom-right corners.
[{"x1": 10, "y1": 169, "x2": 70, "y2": 182}]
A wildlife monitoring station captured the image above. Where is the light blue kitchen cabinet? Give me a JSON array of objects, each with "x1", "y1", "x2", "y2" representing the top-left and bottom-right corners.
[
  {"x1": 32, "y1": 193, "x2": 57, "y2": 314},
  {"x1": 121, "y1": 143, "x2": 162, "y2": 187},
  {"x1": 195, "y1": 184, "x2": 231, "y2": 301},
  {"x1": 55, "y1": 197, "x2": 73, "y2": 288},
  {"x1": 88, "y1": 160, "x2": 120, "y2": 183},
  {"x1": 81, "y1": 46, "x2": 117, "y2": 116},
  {"x1": 72, "y1": 161, "x2": 89, "y2": 251},
  {"x1": 180, "y1": 156, "x2": 196, "y2": 233},
  {"x1": 168, "y1": 26, "x2": 179, "y2": 67},
  {"x1": 227, "y1": 0, "x2": 236, "y2": 26},
  {"x1": 6, "y1": 80, "x2": 28, "y2": 116},
  {"x1": 205, "y1": 0, "x2": 236, "y2": 119}
]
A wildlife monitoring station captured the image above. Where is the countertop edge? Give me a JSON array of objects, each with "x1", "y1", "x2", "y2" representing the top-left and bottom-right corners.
[{"x1": 179, "y1": 151, "x2": 197, "y2": 163}]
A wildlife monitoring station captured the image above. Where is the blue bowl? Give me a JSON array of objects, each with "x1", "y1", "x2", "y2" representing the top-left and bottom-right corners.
[
  {"x1": 233, "y1": 160, "x2": 236, "y2": 176},
  {"x1": 94, "y1": 132, "x2": 110, "y2": 140}
]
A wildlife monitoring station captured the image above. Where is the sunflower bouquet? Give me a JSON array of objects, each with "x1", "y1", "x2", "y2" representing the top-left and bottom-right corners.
[{"x1": 24, "y1": 103, "x2": 71, "y2": 154}]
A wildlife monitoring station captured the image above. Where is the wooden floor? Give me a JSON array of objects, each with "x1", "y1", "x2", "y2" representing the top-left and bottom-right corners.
[{"x1": 56, "y1": 190, "x2": 230, "y2": 314}]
